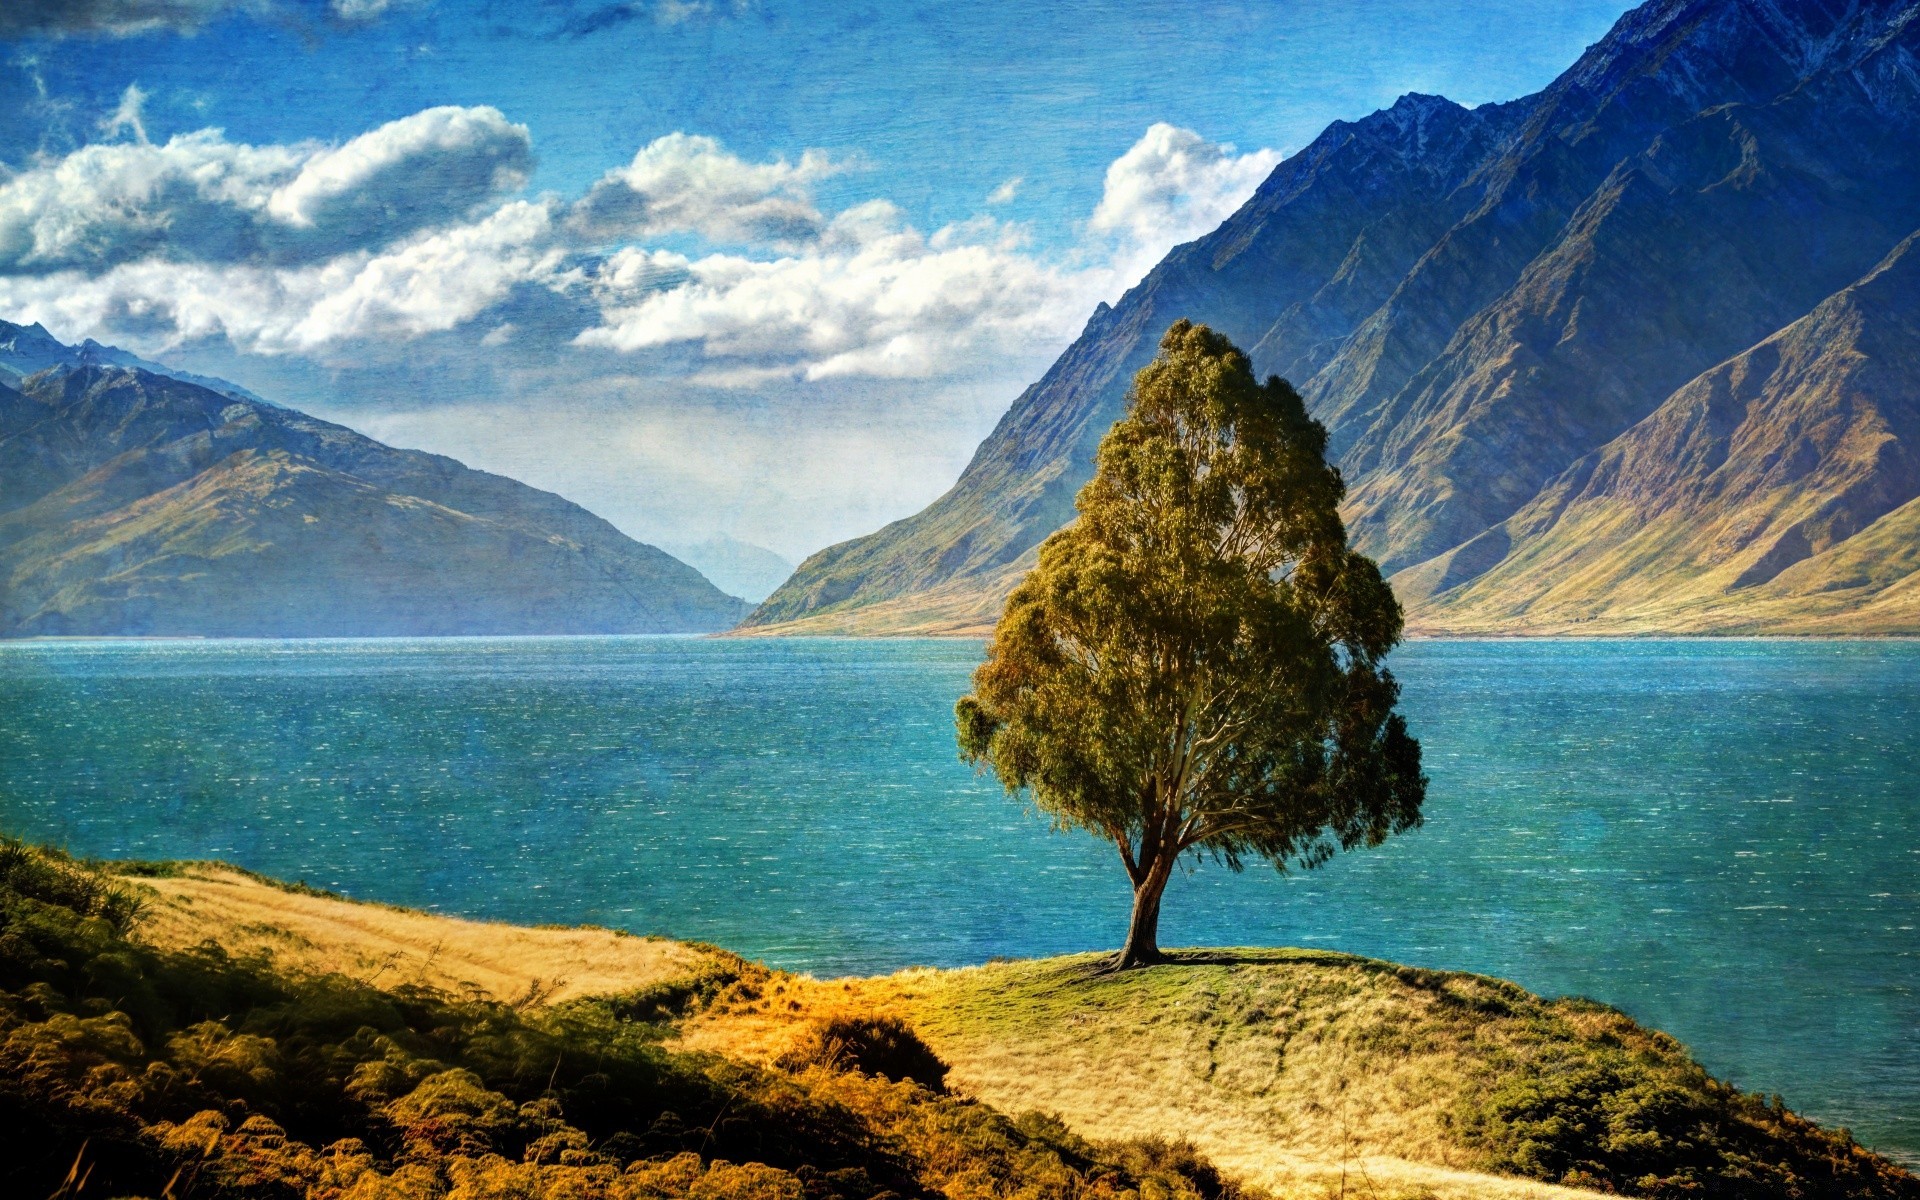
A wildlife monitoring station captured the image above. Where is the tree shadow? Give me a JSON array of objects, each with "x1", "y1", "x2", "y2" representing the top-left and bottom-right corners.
[{"x1": 1066, "y1": 947, "x2": 1373, "y2": 977}]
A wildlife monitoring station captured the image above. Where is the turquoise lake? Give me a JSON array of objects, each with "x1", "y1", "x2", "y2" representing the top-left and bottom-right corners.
[{"x1": 0, "y1": 636, "x2": 1914, "y2": 1162}]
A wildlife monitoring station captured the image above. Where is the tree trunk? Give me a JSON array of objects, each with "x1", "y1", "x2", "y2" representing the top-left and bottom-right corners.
[{"x1": 1116, "y1": 862, "x2": 1171, "y2": 969}]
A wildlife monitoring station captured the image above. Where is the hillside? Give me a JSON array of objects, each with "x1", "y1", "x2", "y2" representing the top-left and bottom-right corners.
[
  {"x1": 1399, "y1": 232, "x2": 1920, "y2": 633},
  {"x1": 64, "y1": 852, "x2": 1915, "y2": 1200},
  {"x1": 4, "y1": 843, "x2": 1252, "y2": 1200},
  {"x1": 747, "y1": 0, "x2": 1920, "y2": 637},
  {"x1": 0, "y1": 354, "x2": 749, "y2": 637}
]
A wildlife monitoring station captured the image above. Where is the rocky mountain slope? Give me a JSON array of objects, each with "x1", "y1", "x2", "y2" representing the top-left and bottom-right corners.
[
  {"x1": 749, "y1": 0, "x2": 1920, "y2": 636},
  {"x1": 1401, "y1": 232, "x2": 1920, "y2": 633},
  {"x1": 0, "y1": 355, "x2": 748, "y2": 637}
]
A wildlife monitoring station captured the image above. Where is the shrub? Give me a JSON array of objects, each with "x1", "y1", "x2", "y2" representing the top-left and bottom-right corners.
[
  {"x1": 0, "y1": 837, "x2": 1245, "y2": 1200},
  {"x1": 777, "y1": 1013, "x2": 950, "y2": 1091}
]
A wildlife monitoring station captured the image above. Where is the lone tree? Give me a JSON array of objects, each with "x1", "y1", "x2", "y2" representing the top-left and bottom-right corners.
[{"x1": 956, "y1": 320, "x2": 1425, "y2": 969}]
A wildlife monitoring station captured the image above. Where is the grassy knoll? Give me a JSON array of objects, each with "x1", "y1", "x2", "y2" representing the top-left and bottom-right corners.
[
  {"x1": 682, "y1": 953, "x2": 1911, "y2": 1200},
  {"x1": 2, "y1": 844, "x2": 1905, "y2": 1199}
]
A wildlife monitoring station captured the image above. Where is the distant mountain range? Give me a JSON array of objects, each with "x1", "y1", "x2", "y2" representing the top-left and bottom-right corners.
[
  {"x1": 0, "y1": 324, "x2": 748, "y2": 637},
  {"x1": 0, "y1": 320, "x2": 271, "y2": 406},
  {"x1": 663, "y1": 535, "x2": 795, "y2": 604},
  {"x1": 748, "y1": 0, "x2": 1920, "y2": 636}
]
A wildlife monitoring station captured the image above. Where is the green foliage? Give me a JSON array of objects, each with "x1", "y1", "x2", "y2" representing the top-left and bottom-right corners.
[
  {"x1": 957, "y1": 321, "x2": 1425, "y2": 962},
  {"x1": 0, "y1": 837, "x2": 1248, "y2": 1200},
  {"x1": 1457, "y1": 1035, "x2": 1915, "y2": 1198}
]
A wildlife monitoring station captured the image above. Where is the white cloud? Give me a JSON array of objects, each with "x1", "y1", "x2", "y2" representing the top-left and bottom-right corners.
[
  {"x1": 0, "y1": 115, "x2": 1276, "y2": 389},
  {"x1": 1089, "y1": 121, "x2": 1281, "y2": 279},
  {"x1": 574, "y1": 202, "x2": 1087, "y2": 383},
  {"x1": 0, "y1": 104, "x2": 529, "y2": 274},
  {"x1": 569, "y1": 124, "x2": 1279, "y2": 386},
  {"x1": 571, "y1": 132, "x2": 842, "y2": 248},
  {"x1": 0, "y1": 130, "x2": 303, "y2": 272},
  {"x1": 265, "y1": 105, "x2": 532, "y2": 253},
  {"x1": 986, "y1": 176, "x2": 1022, "y2": 205},
  {"x1": 100, "y1": 82, "x2": 150, "y2": 143},
  {"x1": 0, "y1": 199, "x2": 566, "y2": 353},
  {"x1": 283, "y1": 199, "x2": 563, "y2": 347}
]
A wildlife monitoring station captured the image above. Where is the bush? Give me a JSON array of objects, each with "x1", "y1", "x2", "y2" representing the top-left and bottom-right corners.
[
  {"x1": 776, "y1": 1014, "x2": 950, "y2": 1092},
  {"x1": 0, "y1": 838, "x2": 1243, "y2": 1200},
  {"x1": 1459, "y1": 1040, "x2": 1916, "y2": 1198}
]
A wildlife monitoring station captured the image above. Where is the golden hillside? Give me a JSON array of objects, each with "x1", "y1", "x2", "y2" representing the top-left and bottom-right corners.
[{"x1": 120, "y1": 861, "x2": 1913, "y2": 1200}]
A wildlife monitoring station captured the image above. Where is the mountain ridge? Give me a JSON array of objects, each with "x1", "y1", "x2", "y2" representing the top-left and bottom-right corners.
[
  {"x1": 0, "y1": 352, "x2": 748, "y2": 637},
  {"x1": 748, "y1": 0, "x2": 1920, "y2": 637},
  {"x1": 0, "y1": 318, "x2": 269, "y2": 405},
  {"x1": 1399, "y1": 229, "x2": 1920, "y2": 633}
]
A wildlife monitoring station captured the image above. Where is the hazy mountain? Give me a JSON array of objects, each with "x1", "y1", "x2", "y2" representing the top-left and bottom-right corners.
[
  {"x1": 663, "y1": 535, "x2": 795, "y2": 604},
  {"x1": 0, "y1": 320, "x2": 269, "y2": 406},
  {"x1": 0, "y1": 359, "x2": 749, "y2": 637},
  {"x1": 749, "y1": 0, "x2": 1920, "y2": 636}
]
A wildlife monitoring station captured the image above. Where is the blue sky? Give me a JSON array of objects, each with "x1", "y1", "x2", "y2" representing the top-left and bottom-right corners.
[{"x1": 0, "y1": 0, "x2": 1634, "y2": 558}]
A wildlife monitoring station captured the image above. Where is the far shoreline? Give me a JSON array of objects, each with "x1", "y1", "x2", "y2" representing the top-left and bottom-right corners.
[{"x1": 7, "y1": 630, "x2": 1920, "y2": 645}]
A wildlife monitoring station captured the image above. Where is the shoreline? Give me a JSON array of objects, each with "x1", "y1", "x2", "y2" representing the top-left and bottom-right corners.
[{"x1": 7, "y1": 629, "x2": 1920, "y2": 644}]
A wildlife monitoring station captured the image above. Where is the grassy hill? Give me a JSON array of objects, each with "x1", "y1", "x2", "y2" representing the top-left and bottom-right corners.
[{"x1": 4, "y1": 846, "x2": 1910, "y2": 1200}]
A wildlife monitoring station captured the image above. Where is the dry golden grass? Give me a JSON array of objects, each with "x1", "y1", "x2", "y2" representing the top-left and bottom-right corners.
[
  {"x1": 100, "y1": 867, "x2": 1723, "y2": 1200},
  {"x1": 678, "y1": 950, "x2": 1625, "y2": 1200},
  {"x1": 120, "y1": 862, "x2": 708, "y2": 1005}
]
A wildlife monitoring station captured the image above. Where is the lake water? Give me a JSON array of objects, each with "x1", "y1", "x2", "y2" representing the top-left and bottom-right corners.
[{"x1": 0, "y1": 636, "x2": 1914, "y2": 1162}]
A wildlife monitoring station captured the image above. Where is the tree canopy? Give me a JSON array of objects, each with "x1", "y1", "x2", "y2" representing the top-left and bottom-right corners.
[{"x1": 956, "y1": 320, "x2": 1425, "y2": 967}]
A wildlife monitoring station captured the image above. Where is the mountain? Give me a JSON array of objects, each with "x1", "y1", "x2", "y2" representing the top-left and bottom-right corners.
[
  {"x1": 0, "y1": 319, "x2": 269, "y2": 405},
  {"x1": 663, "y1": 535, "x2": 795, "y2": 603},
  {"x1": 0, "y1": 359, "x2": 749, "y2": 637},
  {"x1": 1400, "y1": 232, "x2": 1920, "y2": 633},
  {"x1": 748, "y1": 0, "x2": 1920, "y2": 636}
]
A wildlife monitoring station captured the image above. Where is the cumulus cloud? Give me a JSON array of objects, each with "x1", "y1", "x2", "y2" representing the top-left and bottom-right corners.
[
  {"x1": 569, "y1": 124, "x2": 1279, "y2": 386},
  {"x1": 0, "y1": 105, "x2": 530, "y2": 274},
  {"x1": 284, "y1": 199, "x2": 564, "y2": 347},
  {"x1": 0, "y1": 199, "x2": 567, "y2": 353},
  {"x1": 574, "y1": 201, "x2": 1087, "y2": 383},
  {"x1": 0, "y1": 131, "x2": 304, "y2": 273},
  {"x1": 0, "y1": 111, "x2": 1276, "y2": 389},
  {"x1": 265, "y1": 106, "x2": 533, "y2": 255},
  {"x1": 570, "y1": 132, "x2": 841, "y2": 248},
  {"x1": 1090, "y1": 122, "x2": 1281, "y2": 277}
]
